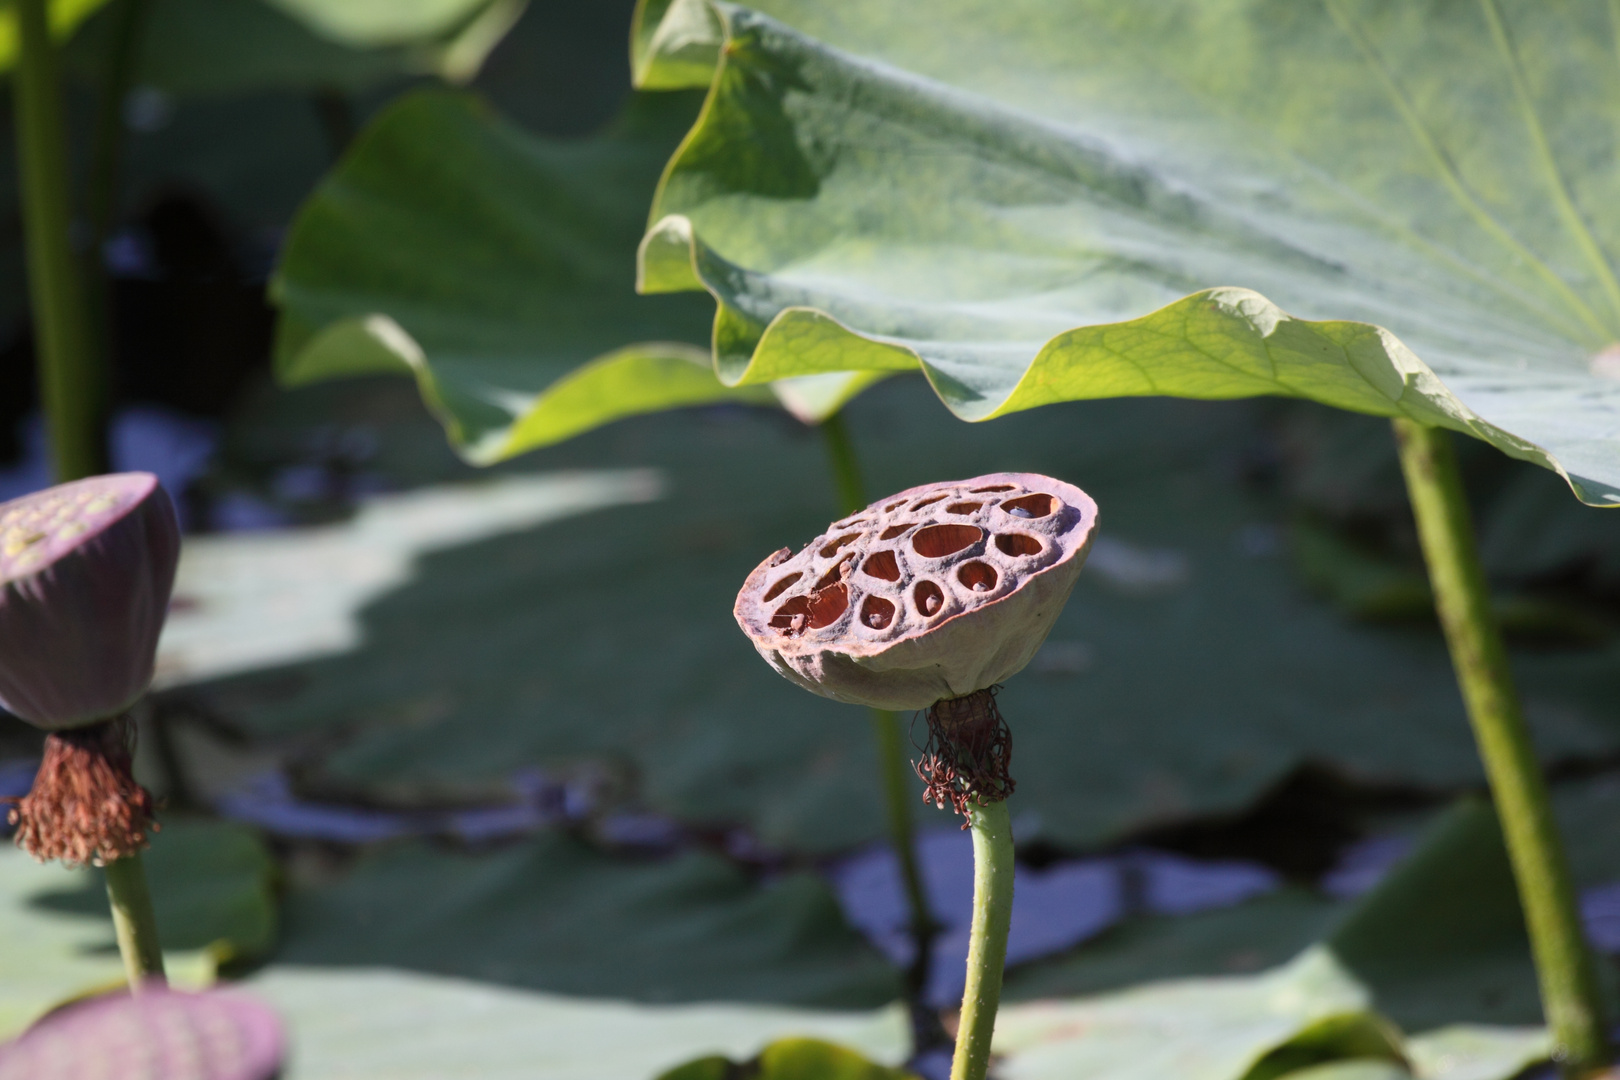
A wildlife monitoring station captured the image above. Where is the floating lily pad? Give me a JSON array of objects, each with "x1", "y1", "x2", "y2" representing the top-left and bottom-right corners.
[
  {"x1": 184, "y1": 384, "x2": 1620, "y2": 854},
  {"x1": 272, "y1": 830, "x2": 897, "y2": 1007},
  {"x1": 249, "y1": 966, "x2": 906, "y2": 1080}
]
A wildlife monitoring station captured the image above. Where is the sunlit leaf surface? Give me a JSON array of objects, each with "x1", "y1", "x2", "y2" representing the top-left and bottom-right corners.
[
  {"x1": 0, "y1": 820, "x2": 275, "y2": 1038},
  {"x1": 633, "y1": 0, "x2": 1620, "y2": 505}
]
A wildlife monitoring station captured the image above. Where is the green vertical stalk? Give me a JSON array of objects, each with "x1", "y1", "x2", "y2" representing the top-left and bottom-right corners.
[
  {"x1": 16, "y1": 0, "x2": 104, "y2": 482},
  {"x1": 819, "y1": 413, "x2": 943, "y2": 1051},
  {"x1": 1392, "y1": 419, "x2": 1608, "y2": 1075},
  {"x1": 951, "y1": 799, "x2": 1014, "y2": 1080},
  {"x1": 104, "y1": 851, "x2": 166, "y2": 990}
]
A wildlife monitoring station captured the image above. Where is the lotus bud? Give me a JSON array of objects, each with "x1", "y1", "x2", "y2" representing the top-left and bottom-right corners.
[
  {"x1": 0, "y1": 473, "x2": 179, "y2": 866},
  {"x1": 0, "y1": 987, "x2": 284, "y2": 1080},
  {"x1": 736, "y1": 472, "x2": 1097, "y2": 815},
  {"x1": 0, "y1": 472, "x2": 180, "y2": 729}
]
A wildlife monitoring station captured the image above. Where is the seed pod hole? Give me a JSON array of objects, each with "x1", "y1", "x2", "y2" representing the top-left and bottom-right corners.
[
  {"x1": 860, "y1": 595, "x2": 896, "y2": 629},
  {"x1": 816, "y1": 558, "x2": 854, "y2": 589},
  {"x1": 880, "y1": 524, "x2": 911, "y2": 541},
  {"x1": 914, "y1": 580, "x2": 945, "y2": 617},
  {"x1": 770, "y1": 582, "x2": 850, "y2": 636},
  {"x1": 809, "y1": 582, "x2": 850, "y2": 627},
  {"x1": 819, "y1": 532, "x2": 862, "y2": 558},
  {"x1": 970, "y1": 484, "x2": 1015, "y2": 493},
  {"x1": 862, "y1": 550, "x2": 900, "y2": 581},
  {"x1": 762, "y1": 572, "x2": 802, "y2": 602},
  {"x1": 958, "y1": 561, "x2": 997, "y2": 591},
  {"x1": 1001, "y1": 493, "x2": 1056, "y2": 519},
  {"x1": 995, "y1": 533, "x2": 1043, "y2": 557},
  {"x1": 910, "y1": 494, "x2": 947, "y2": 511},
  {"x1": 912, "y1": 523, "x2": 984, "y2": 558},
  {"x1": 945, "y1": 501, "x2": 982, "y2": 515}
]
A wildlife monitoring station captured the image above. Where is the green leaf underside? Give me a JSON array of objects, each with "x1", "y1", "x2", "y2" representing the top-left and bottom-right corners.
[
  {"x1": 0, "y1": 820, "x2": 277, "y2": 1039},
  {"x1": 633, "y1": 0, "x2": 1620, "y2": 505},
  {"x1": 273, "y1": 88, "x2": 808, "y2": 465},
  {"x1": 189, "y1": 384, "x2": 1620, "y2": 855}
]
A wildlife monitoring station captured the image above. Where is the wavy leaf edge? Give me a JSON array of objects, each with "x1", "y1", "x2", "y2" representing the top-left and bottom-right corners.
[{"x1": 630, "y1": 0, "x2": 1617, "y2": 508}]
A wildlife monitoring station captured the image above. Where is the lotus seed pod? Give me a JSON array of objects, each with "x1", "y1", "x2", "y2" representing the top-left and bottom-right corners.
[
  {"x1": 735, "y1": 472, "x2": 1097, "y2": 711},
  {"x1": 0, "y1": 473, "x2": 180, "y2": 729},
  {"x1": 0, "y1": 988, "x2": 284, "y2": 1080}
]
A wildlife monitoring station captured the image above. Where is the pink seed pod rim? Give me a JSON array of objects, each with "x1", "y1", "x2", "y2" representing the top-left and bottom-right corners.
[
  {"x1": 0, "y1": 473, "x2": 164, "y2": 586},
  {"x1": 735, "y1": 471, "x2": 1097, "y2": 663},
  {"x1": 0, "y1": 987, "x2": 285, "y2": 1080}
]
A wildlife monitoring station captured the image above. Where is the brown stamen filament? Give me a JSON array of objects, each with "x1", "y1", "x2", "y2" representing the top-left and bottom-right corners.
[
  {"x1": 914, "y1": 687, "x2": 1015, "y2": 823},
  {"x1": 7, "y1": 715, "x2": 157, "y2": 867}
]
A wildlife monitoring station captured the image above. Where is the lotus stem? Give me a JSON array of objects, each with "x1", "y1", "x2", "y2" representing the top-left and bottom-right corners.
[
  {"x1": 819, "y1": 412, "x2": 943, "y2": 1052},
  {"x1": 15, "y1": 0, "x2": 105, "y2": 482},
  {"x1": 1392, "y1": 418, "x2": 1609, "y2": 1075},
  {"x1": 951, "y1": 798, "x2": 1013, "y2": 1080},
  {"x1": 104, "y1": 850, "x2": 166, "y2": 990}
]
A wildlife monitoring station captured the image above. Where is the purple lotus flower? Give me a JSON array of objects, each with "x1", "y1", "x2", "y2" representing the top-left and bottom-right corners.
[{"x1": 0, "y1": 473, "x2": 180, "y2": 730}]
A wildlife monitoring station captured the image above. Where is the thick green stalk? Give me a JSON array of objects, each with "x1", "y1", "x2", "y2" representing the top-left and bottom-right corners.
[
  {"x1": 16, "y1": 0, "x2": 103, "y2": 482},
  {"x1": 951, "y1": 799, "x2": 1014, "y2": 1080},
  {"x1": 104, "y1": 851, "x2": 166, "y2": 990},
  {"x1": 86, "y1": 0, "x2": 150, "y2": 251},
  {"x1": 1392, "y1": 419, "x2": 1608, "y2": 1075}
]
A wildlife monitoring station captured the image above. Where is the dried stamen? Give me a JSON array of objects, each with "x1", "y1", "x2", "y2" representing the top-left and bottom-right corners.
[
  {"x1": 6, "y1": 715, "x2": 157, "y2": 867},
  {"x1": 913, "y1": 686, "x2": 1014, "y2": 824}
]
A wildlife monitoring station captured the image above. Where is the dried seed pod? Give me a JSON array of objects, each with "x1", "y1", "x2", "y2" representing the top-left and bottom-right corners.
[
  {"x1": 0, "y1": 988, "x2": 284, "y2": 1080},
  {"x1": 735, "y1": 472, "x2": 1097, "y2": 711},
  {"x1": 0, "y1": 474, "x2": 180, "y2": 730}
]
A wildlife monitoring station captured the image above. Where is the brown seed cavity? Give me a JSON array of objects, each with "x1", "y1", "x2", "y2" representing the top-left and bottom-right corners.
[
  {"x1": 912, "y1": 524, "x2": 984, "y2": 558},
  {"x1": 958, "y1": 561, "x2": 997, "y2": 592},
  {"x1": 945, "y1": 501, "x2": 982, "y2": 515},
  {"x1": 914, "y1": 580, "x2": 945, "y2": 617},
  {"x1": 970, "y1": 484, "x2": 1015, "y2": 493},
  {"x1": 995, "y1": 533, "x2": 1043, "y2": 557},
  {"x1": 860, "y1": 595, "x2": 896, "y2": 630},
  {"x1": 879, "y1": 524, "x2": 911, "y2": 541},
  {"x1": 862, "y1": 550, "x2": 900, "y2": 581},
  {"x1": 762, "y1": 572, "x2": 801, "y2": 602},
  {"x1": 819, "y1": 532, "x2": 862, "y2": 558},
  {"x1": 1000, "y1": 493, "x2": 1056, "y2": 519},
  {"x1": 909, "y1": 494, "x2": 947, "y2": 511}
]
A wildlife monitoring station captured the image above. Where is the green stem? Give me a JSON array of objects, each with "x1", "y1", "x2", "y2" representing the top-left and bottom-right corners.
[
  {"x1": 1392, "y1": 419, "x2": 1608, "y2": 1075},
  {"x1": 16, "y1": 0, "x2": 104, "y2": 482},
  {"x1": 951, "y1": 799, "x2": 1014, "y2": 1080},
  {"x1": 103, "y1": 851, "x2": 166, "y2": 990},
  {"x1": 86, "y1": 0, "x2": 149, "y2": 251},
  {"x1": 819, "y1": 413, "x2": 945, "y2": 1052},
  {"x1": 819, "y1": 411, "x2": 867, "y2": 520}
]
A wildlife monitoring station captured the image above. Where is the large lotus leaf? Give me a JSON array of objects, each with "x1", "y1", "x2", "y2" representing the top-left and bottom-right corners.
[
  {"x1": 271, "y1": 830, "x2": 896, "y2": 1007},
  {"x1": 631, "y1": 0, "x2": 1620, "y2": 506},
  {"x1": 0, "y1": 819, "x2": 275, "y2": 1038},
  {"x1": 991, "y1": 802, "x2": 1557, "y2": 1080},
  {"x1": 270, "y1": 88, "x2": 795, "y2": 465},
  {"x1": 249, "y1": 967, "x2": 905, "y2": 1080},
  {"x1": 181, "y1": 383, "x2": 1620, "y2": 854}
]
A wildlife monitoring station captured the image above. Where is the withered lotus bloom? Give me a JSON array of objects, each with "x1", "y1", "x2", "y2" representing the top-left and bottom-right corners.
[
  {"x1": 735, "y1": 472, "x2": 1097, "y2": 711},
  {"x1": 0, "y1": 988, "x2": 284, "y2": 1080},
  {"x1": 0, "y1": 473, "x2": 180, "y2": 730}
]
